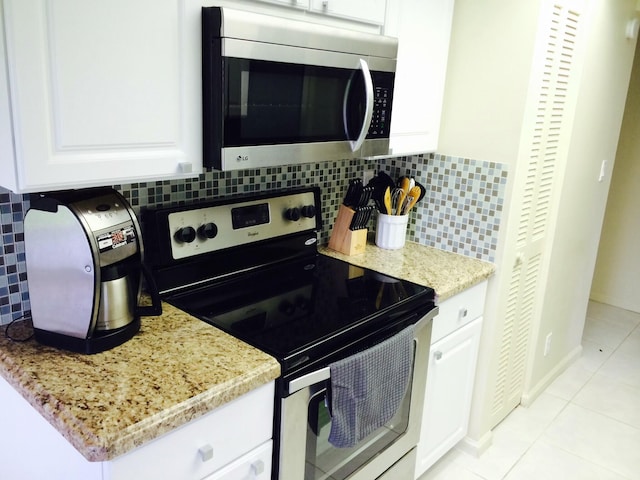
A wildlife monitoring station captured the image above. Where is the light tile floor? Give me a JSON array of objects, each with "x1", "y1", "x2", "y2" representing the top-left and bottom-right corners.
[{"x1": 418, "y1": 301, "x2": 640, "y2": 480}]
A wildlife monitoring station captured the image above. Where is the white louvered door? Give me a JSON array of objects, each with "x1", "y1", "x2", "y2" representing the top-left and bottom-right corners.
[{"x1": 487, "y1": 0, "x2": 584, "y2": 429}]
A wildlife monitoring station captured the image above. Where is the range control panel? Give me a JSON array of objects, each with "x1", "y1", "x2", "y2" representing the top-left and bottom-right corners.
[{"x1": 167, "y1": 190, "x2": 318, "y2": 260}]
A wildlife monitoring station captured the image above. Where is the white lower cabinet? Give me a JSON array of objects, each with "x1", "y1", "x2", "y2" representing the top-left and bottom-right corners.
[
  {"x1": 0, "y1": 375, "x2": 274, "y2": 480},
  {"x1": 415, "y1": 281, "x2": 487, "y2": 478}
]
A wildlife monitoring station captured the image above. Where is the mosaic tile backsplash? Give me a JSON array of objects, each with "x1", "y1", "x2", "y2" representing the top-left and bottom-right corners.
[{"x1": 0, "y1": 154, "x2": 507, "y2": 325}]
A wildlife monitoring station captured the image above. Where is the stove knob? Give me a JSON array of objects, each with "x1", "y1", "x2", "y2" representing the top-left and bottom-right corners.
[
  {"x1": 295, "y1": 296, "x2": 310, "y2": 311},
  {"x1": 174, "y1": 226, "x2": 196, "y2": 243},
  {"x1": 301, "y1": 205, "x2": 316, "y2": 219},
  {"x1": 279, "y1": 300, "x2": 296, "y2": 316},
  {"x1": 198, "y1": 222, "x2": 218, "y2": 240},
  {"x1": 285, "y1": 207, "x2": 301, "y2": 221}
]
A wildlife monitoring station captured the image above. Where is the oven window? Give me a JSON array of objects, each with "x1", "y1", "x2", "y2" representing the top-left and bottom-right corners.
[
  {"x1": 304, "y1": 380, "x2": 412, "y2": 479},
  {"x1": 223, "y1": 58, "x2": 367, "y2": 147}
]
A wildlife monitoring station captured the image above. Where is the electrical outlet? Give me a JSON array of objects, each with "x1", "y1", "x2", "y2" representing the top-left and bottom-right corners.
[
  {"x1": 598, "y1": 160, "x2": 607, "y2": 182},
  {"x1": 362, "y1": 169, "x2": 375, "y2": 185},
  {"x1": 544, "y1": 332, "x2": 553, "y2": 356}
]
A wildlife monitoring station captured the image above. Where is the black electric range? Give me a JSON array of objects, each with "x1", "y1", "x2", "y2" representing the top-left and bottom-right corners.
[{"x1": 142, "y1": 187, "x2": 436, "y2": 385}]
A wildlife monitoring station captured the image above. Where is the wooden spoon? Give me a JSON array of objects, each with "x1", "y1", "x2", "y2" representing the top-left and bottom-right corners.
[
  {"x1": 404, "y1": 185, "x2": 422, "y2": 213},
  {"x1": 397, "y1": 176, "x2": 411, "y2": 215},
  {"x1": 383, "y1": 186, "x2": 392, "y2": 215}
]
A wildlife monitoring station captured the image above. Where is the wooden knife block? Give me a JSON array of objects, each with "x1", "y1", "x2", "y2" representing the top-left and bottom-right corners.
[{"x1": 328, "y1": 204, "x2": 368, "y2": 256}]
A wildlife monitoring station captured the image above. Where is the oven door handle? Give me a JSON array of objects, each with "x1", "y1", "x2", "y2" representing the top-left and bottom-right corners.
[{"x1": 288, "y1": 366, "x2": 331, "y2": 395}]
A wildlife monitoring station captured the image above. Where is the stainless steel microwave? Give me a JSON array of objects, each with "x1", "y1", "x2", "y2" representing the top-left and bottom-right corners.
[{"x1": 202, "y1": 7, "x2": 397, "y2": 171}]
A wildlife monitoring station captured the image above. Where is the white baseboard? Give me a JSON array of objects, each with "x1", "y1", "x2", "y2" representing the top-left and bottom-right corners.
[
  {"x1": 456, "y1": 429, "x2": 493, "y2": 457},
  {"x1": 521, "y1": 345, "x2": 583, "y2": 407}
]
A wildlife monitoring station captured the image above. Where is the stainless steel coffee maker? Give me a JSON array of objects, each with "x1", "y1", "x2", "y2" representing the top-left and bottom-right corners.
[{"x1": 24, "y1": 187, "x2": 161, "y2": 353}]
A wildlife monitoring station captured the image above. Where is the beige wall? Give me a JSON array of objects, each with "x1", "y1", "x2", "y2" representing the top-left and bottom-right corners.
[
  {"x1": 439, "y1": 0, "x2": 638, "y2": 437},
  {"x1": 525, "y1": 0, "x2": 638, "y2": 395},
  {"x1": 438, "y1": 0, "x2": 540, "y2": 166},
  {"x1": 590, "y1": 36, "x2": 640, "y2": 313}
]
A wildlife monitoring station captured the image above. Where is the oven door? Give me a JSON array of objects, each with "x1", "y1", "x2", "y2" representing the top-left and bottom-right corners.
[
  {"x1": 203, "y1": 35, "x2": 395, "y2": 170},
  {"x1": 277, "y1": 310, "x2": 433, "y2": 480}
]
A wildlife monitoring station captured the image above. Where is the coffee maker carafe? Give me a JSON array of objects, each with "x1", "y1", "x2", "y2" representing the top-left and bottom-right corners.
[{"x1": 24, "y1": 187, "x2": 161, "y2": 353}]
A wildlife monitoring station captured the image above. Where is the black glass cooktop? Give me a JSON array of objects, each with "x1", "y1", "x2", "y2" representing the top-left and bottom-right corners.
[{"x1": 165, "y1": 254, "x2": 435, "y2": 375}]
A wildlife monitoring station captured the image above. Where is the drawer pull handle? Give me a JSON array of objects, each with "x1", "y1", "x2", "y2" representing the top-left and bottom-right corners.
[
  {"x1": 459, "y1": 307, "x2": 468, "y2": 319},
  {"x1": 434, "y1": 351, "x2": 443, "y2": 361},
  {"x1": 198, "y1": 444, "x2": 214, "y2": 462},
  {"x1": 252, "y1": 459, "x2": 265, "y2": 475}
]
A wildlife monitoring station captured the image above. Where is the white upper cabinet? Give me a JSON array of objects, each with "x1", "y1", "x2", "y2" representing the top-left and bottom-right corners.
[
  {"x1": 252, "y1": 0, "x2": 386, "y2": 26},
  {"x1": 253, "y1": 0, "x2": 310, "y2": 10},
  {"x1": 0, "y1": 0, "x2": 201, "y2": 193},
  {"x1": 310, "y1": 0, "x2": 387, "y2": 25},
  {"x1": 384, "y1": 0, "x2": 455, "y2": 156}
]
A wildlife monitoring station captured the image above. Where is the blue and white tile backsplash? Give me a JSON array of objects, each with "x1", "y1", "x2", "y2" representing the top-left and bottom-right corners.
[{"x1": 0, "y1": 154, "x2": 507, "y2": 325}]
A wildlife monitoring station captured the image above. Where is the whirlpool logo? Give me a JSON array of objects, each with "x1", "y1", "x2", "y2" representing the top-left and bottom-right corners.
[{"x1": 247, "y1": 231, "x2": 259, "y2": 237}]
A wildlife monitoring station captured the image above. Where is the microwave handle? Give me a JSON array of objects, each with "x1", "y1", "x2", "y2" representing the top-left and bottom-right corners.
[{"x1": 347, "y1": 58, "x2": 374, "y2": 152}]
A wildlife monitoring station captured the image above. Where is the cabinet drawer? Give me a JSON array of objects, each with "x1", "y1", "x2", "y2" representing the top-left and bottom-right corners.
[
  {"x1": 108, "y1": 382, "x2": 274, "y2": 480},
  {"x1": 432, "y1": 281, "x2": 487, "y2": 343},
  {"x1": 204, "y1": 440, "x2": 272, "y2": 480}
]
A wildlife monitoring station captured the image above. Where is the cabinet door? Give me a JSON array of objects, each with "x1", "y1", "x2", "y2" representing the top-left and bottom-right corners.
[
  {"x1": 0, "y1": 375, "x2": 103, "y2": 480},
  {"x1": 416, "y1": 317, "x2": 482, "y2": 477},
  {"x1": 384, "y1": 0, "x2": 455, "y2": 156},
  {"x1": 2, "y1": 0, "x2": 200, "y2": 193},
  {"x1": 310, "y1": 0, "x2": 386, "y2": 25}
]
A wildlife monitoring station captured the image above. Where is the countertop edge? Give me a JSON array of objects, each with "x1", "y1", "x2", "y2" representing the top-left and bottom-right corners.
[
  {"x1": 98, "y1": 359, "x2": 280, "y2": 461},
  {"x1": 0, "y1": 324, "x2": 280, "y2": 462}
]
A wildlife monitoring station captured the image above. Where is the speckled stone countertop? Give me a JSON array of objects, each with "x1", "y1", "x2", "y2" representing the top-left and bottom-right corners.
[
  {"x1": 0, "y1": 302, "x2": 280, "y2": 462},
  {"x1": 320, "y1": 240, "x2": 495, "y2": 301}
]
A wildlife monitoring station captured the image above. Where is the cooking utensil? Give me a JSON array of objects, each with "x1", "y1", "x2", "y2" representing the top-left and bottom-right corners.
[
  {"x1": 383, "y1": 186, "x2": 392, "y2": 215},
  {"x1": 402, "y1": 195, "x2": 414, "y2": 215},
  {"x1": 392, "y1": 176, "x2": 411, "y2": 215},
  {"x1": 358, "y1": 185, "x2": 373, "y2": 207},
  {"x1": 414, "y1": 180, "x2": 427, "y2": 202},
  {"x1": 391, "y1": 188, "x2": 404, "y2": 215},
  {"x1": 343, "y1": 178, "x2": 363, "y2": 207},
  {"x1": 403, "y1": 185, "x2": 422, "y2": 214},
  {"x1": 378, "y1": 171, "x2": 396, "y2": 191},
  {"x1": 348, "y1": 205, "x2": 374, "y2": 230}
]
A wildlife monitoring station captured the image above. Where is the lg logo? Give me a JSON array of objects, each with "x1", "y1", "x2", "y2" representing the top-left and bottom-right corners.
[{"x1": 236, "y1": 155, "x2": 249, "y2": 162}]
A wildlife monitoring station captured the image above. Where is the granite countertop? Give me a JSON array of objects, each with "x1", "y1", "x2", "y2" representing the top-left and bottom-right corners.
[
  {"x1": 0, "y1": 302, "x2": 280, "y2": 462},
  {"x1": 0, "y1": 241, "x2": 491, "y2": 465},
  {"x1": 319, "y1": 240, "x2": 495, "y2": 301}
]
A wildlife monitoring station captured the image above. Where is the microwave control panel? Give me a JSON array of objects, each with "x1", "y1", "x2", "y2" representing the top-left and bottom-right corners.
[{"x1": 368, "y1": 86, "x2": 391, "y2": 138}]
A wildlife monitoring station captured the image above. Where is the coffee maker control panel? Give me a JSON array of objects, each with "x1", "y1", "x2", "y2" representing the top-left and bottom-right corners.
[{"x1": 71, "y1": 193, "x2": 140, "y2": 267}]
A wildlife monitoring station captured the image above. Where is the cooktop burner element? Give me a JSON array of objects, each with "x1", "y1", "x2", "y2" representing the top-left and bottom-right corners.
[{"x1": 166, "y1": 254, "x2": 430, "y2": 374}]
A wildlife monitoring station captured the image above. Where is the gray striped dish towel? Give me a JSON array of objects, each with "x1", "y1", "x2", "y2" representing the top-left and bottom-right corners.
[{"x1": 328, "y1": 324, "x2": 415, "y2": 448}]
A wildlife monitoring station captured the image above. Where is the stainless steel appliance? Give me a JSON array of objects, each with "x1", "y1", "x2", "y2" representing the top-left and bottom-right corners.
[
  {"x1": 202, "y1": 7, "x2": 397, "y2": 171},
  {"x1": 142, "y1": 187, "x2": 437, "y2": 480},
  {"x1": 24, "y1": 188, "x2": 161, "y2": 354},
  {"x1": 142, "y1": 188, "x2": 438, "y2": 480}
]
